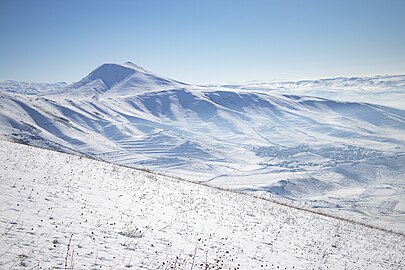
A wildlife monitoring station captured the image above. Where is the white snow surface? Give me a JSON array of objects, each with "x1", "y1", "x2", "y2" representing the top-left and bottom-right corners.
[
  {"x1": 1, "y1": 140, "x2": 404, "y2": 269},
  {"x1": 1, "y1": 63, "x2": 405, "y2": 232}
]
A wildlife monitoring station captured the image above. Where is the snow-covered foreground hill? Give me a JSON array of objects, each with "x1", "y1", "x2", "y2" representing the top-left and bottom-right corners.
[
  {"x1": 1, "y1": 140, "x2": 404, "y2": 269},
  {"x1": 1, "y1": 63, "x2": 405, "y2": 231}
]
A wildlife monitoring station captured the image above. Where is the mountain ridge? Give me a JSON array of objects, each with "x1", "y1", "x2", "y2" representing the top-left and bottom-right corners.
[{"x1": 0, "y1": 63, "x2": 405, "y2": 231}]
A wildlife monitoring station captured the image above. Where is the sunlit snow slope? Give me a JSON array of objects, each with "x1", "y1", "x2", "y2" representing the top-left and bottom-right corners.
[
  {"x1": 1, "y1": 140, "x2": 404, "y2": 269},
  {"x1": 1, "y1": 62, "x2": 405, "y2": 231}
]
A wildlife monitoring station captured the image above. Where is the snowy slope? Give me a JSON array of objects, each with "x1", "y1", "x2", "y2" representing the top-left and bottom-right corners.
[
  {"x1": 0, "y1": 64, "x2": 405, "y2": 231},
  {"x1": 1, "y1": 140, "x2": 404, "y2": 269}
]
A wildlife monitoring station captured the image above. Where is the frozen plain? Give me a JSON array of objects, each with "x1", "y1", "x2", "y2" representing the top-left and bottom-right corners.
[{"x1": 1, "y1": 140, "x2": 404, "y2": 269}]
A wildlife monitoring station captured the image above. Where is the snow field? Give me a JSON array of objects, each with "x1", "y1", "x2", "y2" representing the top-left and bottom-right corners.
[{"x1": 1, "y1": 140, "x2": 404, "y2": 269}]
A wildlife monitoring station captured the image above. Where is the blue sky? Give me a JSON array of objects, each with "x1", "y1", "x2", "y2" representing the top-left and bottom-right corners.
[{"x1": 1, "y1": 0, "x2": 404, "y2": 84}]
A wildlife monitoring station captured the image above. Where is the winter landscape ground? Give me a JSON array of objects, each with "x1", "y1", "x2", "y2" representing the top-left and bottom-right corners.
[
  {"x1": 1, "y1": 140, "x2": 405, "y2": 269},
  {"x1": 0, "y1": 62, "x2": 405, "y2": 269}
]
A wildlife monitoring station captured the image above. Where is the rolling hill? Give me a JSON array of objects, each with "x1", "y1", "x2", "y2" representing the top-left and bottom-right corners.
[
  {"x1": 1, "y1": 63, "x2": 405, "y2": 231},
  {"x1": 1, "y1": 140, "x2": 404, "y2": 269}
]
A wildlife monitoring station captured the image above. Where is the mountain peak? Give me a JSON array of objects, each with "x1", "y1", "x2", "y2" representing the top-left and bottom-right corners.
[
  {"x1": 84, "y1": 63, "x2": 137, "y2": 89},
  {"x1": 69, "y1": 61, "x2": 187, "y2": 96}
]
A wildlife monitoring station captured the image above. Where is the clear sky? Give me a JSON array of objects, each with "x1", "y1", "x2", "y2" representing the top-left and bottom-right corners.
[{"x1": 1, "y1": 0, "x2": 405, "y2": 84}]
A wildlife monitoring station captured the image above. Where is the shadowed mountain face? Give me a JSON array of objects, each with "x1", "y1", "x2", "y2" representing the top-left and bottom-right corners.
[
  {"x1": 1, "y1": 63, "x2": 405, "y2": 229},
  {"x1": 77, "y1": 63, "x2": 138, "y2": 89}
]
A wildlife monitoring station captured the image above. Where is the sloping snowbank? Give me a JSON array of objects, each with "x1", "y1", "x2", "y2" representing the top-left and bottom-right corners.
[{"x1": 0, "y1": 140, "x2": 404, "y2": 269}]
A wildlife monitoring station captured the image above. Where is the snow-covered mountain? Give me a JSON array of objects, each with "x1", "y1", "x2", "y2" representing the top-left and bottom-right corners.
[
  {"x1": 1, "y1": 140, "x2": 404, "y2": 269},
  {"x1": 67, "y1": 62, "x2": 187, "y2": 97},
  {"x1": 1, "y1": 63, "x2": 405, "y2": 231}
]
